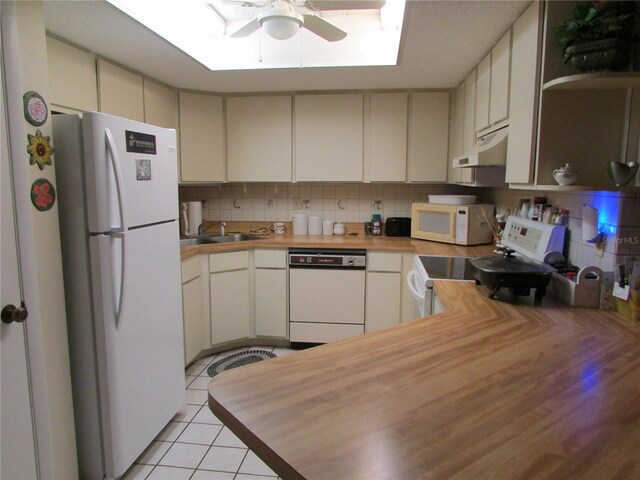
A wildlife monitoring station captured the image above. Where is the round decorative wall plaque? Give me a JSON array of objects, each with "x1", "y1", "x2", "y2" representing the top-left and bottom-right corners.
[{"x1": 23, "y1": 91, "x2": 48, "y2": 127}]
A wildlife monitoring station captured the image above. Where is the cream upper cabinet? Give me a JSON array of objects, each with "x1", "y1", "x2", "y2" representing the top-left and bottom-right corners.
[
  {"x1": 143, "y1": 79, "x2": 178, "y2": 130},
  {"x1": 181, "y1": 256, "x2": 205, "y2": 366},
  {"x1": 449, "y1": 84, "x2": 474, "y2": 184},
  {"x1": 179, "y1": 92, "x2": 225, "y2": 183},
  {"x1": 475, "y1": 53, "x2": 491, "y2": 133},
  {"x1": 97, "y1": 59, "x2": 144, "y2": 122},
  {"x1": 407, "y1": 91, "x2": 450, "y2": 182},
  {"x1": 294, "y1": 93, "x2": 364, "y2": 182},
  {"x1": 227, "y1": 96, "x2": 292, "y2": 182},
  {"x1": 505, "y1": 1, "x2": 542, "y2": 184},
  {"x1": 369, "y1": 93, "x2": 408, "y2": 182},
  {"x1": 462, "y1": 69, "x2": 477, "y2": 154},
  {"x1": 490, "y1": 30, "x2": 511, "y2": 125},
  {"x1": 46, "y1": 37, "x2": 98, "y2": 113},
  {"x1": 476, "y1": 30, "x2": 512, "y2": 134},
  {"x1": 448, "y1": 83, "x2": 464, "y2": 183}
]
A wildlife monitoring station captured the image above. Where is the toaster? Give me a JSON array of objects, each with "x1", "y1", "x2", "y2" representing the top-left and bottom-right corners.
[{"x1": 384, "y1": 217, "x2": 411, "y2": 237}]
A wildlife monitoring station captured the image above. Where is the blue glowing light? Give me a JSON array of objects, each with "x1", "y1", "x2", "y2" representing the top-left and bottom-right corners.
[
  {"x1": 593, "y1": 191, "x2": 619, "y2": 236},
  {"x1": 581, "y1": 362, "x2": 599, "y2": 392}
]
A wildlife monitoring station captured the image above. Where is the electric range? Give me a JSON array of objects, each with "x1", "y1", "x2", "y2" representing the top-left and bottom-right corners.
[{"x1": 407, "y1": 255, "x2": 476, "y2": 317}]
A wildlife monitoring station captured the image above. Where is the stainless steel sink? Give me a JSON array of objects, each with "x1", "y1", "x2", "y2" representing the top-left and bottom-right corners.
[{"x1": 180, "y1": 233, "x2": 264, "y2": 247}]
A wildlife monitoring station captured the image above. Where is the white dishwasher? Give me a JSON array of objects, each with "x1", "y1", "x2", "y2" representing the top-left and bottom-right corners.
[{"x1": 289, "y1": 248, "x2": 366, "y2": 346}]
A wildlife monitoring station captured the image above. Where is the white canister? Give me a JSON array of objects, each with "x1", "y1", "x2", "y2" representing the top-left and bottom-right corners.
[
  {"x1": 333, "y1": 222, "x2": 346, "y2": 235},
  {"x1": 308, "y1": 215, "x2": 322, "y2": 236},
  {"x1": 292, "y1": 211, "x2": 308, "y2": 235},
  {"x1": 323, "y1": 219, "x2": 334, "y2": 236}
]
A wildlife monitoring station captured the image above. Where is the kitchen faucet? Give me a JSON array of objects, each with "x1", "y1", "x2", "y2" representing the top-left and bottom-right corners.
[{"x1": 220, "y1": 221, "x2": 226, "y2": 236}]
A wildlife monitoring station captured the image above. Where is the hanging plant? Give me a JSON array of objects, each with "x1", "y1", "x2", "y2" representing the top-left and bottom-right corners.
[{"x1": 553, "y1": 1, "x2": 639, "y2": 68}]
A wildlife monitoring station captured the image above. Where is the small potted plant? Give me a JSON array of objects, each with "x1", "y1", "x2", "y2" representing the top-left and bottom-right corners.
[{"x1": 554, "y1": 0, "x2": 639, "y2": 72}]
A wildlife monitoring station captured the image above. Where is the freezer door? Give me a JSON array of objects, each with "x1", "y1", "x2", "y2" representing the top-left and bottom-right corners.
[
  {"x1": 89, "y1": 220, "x2": 184, "y2": 478},
  {"x1": 83, "y1": 112, "x2": 179, "y2": 232}
]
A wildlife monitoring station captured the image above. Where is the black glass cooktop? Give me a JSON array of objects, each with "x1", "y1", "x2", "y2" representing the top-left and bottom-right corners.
[{"x1": 418, "y1": 256, "x2": 476, "y2": 281}]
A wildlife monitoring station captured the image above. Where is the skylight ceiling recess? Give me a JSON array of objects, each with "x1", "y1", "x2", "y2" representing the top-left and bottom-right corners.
[{"x1": 106, "y1": 0, "x2": 406, "y2": 71}]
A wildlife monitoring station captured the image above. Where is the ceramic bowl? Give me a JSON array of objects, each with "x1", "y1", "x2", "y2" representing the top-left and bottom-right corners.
[
  {"x1": 608, "y1": 161, "x2": 639, "y2": 187},
  {"x1": 553, "y1": 164, "x2": 578, "y2": 185}
]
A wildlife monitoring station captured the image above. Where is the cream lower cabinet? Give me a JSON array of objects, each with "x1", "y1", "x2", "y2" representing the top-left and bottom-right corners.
[
  {"x1": 181, "y1": 256, "x2": 206, "y2": 367},
  {"x1": 209, "y1": 251, "x2": 250, "y2": 345},
  {"x1": 254, "y1": 250, "x2": 288, "y2": 338},
  {"x1": 365, "y1": 252, "x2": 402, "y2": 333}
]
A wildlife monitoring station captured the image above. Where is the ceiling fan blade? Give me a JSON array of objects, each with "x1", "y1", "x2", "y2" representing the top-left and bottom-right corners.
[
  {"x1": 304, "y1": 0, "x2": 386, "y2": 10},
  {"x1": 230, "y1": 18, "x2": 260, "y2": 38},
  {"x1": 302, "y1": 14, "x2": 347, "y2": 41}
]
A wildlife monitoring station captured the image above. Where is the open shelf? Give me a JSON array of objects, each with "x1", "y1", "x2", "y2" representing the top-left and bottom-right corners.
[{"x1": 543, "y1": 72, "x2": 640, "y2": 91}]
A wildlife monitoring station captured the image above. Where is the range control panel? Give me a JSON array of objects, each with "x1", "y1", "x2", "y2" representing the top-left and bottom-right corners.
[
  {"x1": 501, "y1": 216, "x2": 565, "y2": 262},
  {"x1": 288, "y1": 249, "x2": 366, "y2": 269}
]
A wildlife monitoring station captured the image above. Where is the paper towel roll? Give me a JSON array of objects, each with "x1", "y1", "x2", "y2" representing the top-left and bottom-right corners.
[{"x1": 186, "y1": 201, "x2": 202, "y2": 236}]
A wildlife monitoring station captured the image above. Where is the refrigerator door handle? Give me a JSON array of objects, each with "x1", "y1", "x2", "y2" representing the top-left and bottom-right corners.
[
  {"x1": 105, "y1": 128, "x2": 128, "y2": 233},
  {"x1": 112, "y1": 232, "x2": 128, "y2": 330},
  {"x1": 105, "y1": 128, "x2": 128, "y2": 328}
]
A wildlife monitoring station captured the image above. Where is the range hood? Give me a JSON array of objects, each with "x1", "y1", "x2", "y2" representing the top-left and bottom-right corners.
[{"x1": 453, "y1": 126, "x2": 508, "y2": 168}]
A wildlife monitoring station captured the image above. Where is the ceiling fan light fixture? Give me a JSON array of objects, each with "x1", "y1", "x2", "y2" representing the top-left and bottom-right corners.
[{"x1": 260, "y1": 14, "x2": 303, "y2": 40}]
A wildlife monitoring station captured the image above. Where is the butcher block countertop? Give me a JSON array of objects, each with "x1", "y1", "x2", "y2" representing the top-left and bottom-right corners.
[
  {"x1": 207, "y1": 280, "x2": 640, "y2": 479},
  {"x1": 180, "y1": 221, "x2": 494, "y2": 259}
]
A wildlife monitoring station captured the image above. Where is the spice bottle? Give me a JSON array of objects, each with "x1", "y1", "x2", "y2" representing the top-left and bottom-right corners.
[{"x1": 371, "y1": 214, "x2": 382, "y2": 236}]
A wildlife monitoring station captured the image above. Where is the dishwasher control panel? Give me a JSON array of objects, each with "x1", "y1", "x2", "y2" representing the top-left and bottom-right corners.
[{"x1": 288, "y1": 248, "x2": 366, "y2": 269}]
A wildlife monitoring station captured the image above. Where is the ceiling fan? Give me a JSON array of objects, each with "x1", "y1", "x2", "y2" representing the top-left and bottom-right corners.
[{"x1": 228, "y1": 0, "x2": 386, "y2": 42}]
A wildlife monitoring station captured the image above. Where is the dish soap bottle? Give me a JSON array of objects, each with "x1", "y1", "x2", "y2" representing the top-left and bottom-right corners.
[{"x1": 371, "y1": 214, "x2": 382, "y2": 236}]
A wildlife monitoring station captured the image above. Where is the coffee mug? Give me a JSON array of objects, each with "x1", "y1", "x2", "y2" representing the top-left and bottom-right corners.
[{"x1": 270, "y1": 222, "x2": 286, "y2": 234}]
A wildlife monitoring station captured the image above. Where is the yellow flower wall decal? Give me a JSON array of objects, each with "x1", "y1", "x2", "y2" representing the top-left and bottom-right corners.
[{"x1": 27, "y1": 129, "x2": 54, "y2": 171}]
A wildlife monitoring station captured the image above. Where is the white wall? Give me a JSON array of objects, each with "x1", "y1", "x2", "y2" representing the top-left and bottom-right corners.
[{"x1": 1, "y1": 2, "x2": 78, "y2": 477}]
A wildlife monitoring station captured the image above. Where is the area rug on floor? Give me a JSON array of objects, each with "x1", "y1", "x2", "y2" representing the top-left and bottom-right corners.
[{"x1": 207, "y1": 350, "x2": 276, "y2": 377}]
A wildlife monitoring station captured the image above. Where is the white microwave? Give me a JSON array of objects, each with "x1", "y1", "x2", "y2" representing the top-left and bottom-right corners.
[{"x1": 410, "y1": 203, "x2": 494, "y2": 245}]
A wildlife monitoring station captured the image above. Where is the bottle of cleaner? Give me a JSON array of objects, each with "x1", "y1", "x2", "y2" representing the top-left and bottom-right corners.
[{"x1": 371, "y1": 214, "x2": 382, "y2": 236}]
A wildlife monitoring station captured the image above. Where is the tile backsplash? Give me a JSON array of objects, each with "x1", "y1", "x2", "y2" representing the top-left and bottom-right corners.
[
  {"x1": 486, "y1": 188, "x2": 640, "y2": 272},
  {"x1": 179, "y1": 183, "x2": 483, "y2": 224},
  {"x1": 180, "y1": 183, "x2": 639, "y2": 273}
]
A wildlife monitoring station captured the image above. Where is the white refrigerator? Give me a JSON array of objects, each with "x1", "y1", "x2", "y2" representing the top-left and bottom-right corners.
[{"x1": 53, "y1": 112, "x2": 185, "y2": 479}]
